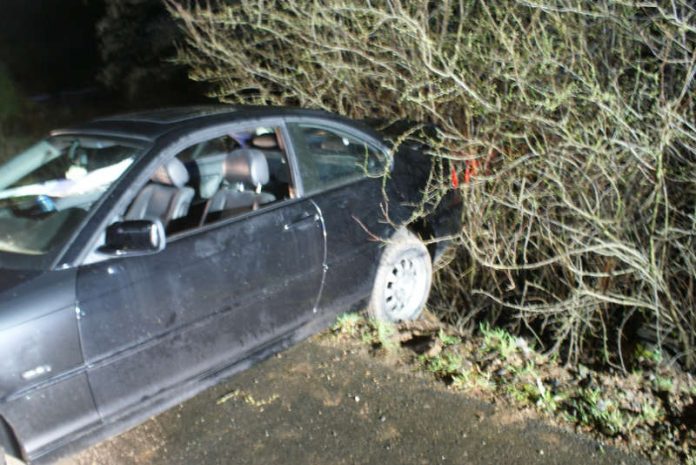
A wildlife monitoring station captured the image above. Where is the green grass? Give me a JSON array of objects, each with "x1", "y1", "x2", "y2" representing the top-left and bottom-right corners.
[
  {"x1": 505, "y1": 362, "x2": 565, "y2": 414},
  {"x1": 332, "y1": 313, "x2": 362, "y2": 337},
  {"x1": 422, "y1": 352, "x2": 462, "y2": 377},
  {"x1": 437, "y1": 329, "x2": 460, "y2": 347},
  {"x1": 452, "y1": 368, "x2": 495, "y2": 392},
  {"x1": 572, "y1": 388, "x2": 628, "y2": 436},
  {"x1": 373, "y1": 319, "x2": 398, "y2": 351},
  {"x1": 479, "y1": 322, "x2": 518, "y2": 360},
  {"x1": 653, "y1": 376, "x2": 674, "y2": 393},
  {"x1": 331, "y1": 310, "x2": 687, "y2": 462},
  {"x1": 639, "y1": 401, "x2": 663, "y2": 425},
  {"x1": 634, "y1": 343, "x2": 663, "y2": 365}
]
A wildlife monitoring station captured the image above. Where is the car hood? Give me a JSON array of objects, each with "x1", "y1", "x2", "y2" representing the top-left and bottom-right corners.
[{"x1": 0, "y1": 268, "x2": 76, "y2": 331}]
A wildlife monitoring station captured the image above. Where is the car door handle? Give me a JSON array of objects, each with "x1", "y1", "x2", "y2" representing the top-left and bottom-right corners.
[{"x1": 283, "y1": 213, "x2": 319, "y2": 230}]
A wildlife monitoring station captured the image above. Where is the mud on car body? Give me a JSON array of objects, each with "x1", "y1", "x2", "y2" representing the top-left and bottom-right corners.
[{"x1": 0, "y1": 106, "x2": 462, "y2": 464}]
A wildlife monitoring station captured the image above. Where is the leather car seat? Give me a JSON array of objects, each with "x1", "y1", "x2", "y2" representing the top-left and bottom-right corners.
[
  {"x1": 125, "y1": 158, "x2": 195, "y2": 227},
  {"x1": 207, "y1": 149, "x2": 275, "y2": 214},
  {"x1": 251, "y1": 134, "x2": 279, "y2": 149},
  {"x1": 251, "y1": 133, "x2": 292, "y2": 188}
]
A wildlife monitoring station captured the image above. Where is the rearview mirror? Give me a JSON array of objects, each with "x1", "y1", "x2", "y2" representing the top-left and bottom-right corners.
[{"x1": 100, "y1": 219, "x2": 166, "y2": 255}]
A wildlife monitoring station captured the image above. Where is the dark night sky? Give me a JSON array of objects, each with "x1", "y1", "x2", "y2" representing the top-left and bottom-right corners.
[{"x1": 0, "y1": 0, "x2": 103, "y2": 95}]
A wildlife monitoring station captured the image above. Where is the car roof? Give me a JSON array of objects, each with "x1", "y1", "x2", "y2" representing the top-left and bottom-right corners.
[{"x1": 50, "y1": 105, "x2": 381, "y2": 142}]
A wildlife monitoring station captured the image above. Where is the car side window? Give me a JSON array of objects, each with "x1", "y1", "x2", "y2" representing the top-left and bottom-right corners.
[
  {"x1": 286, "y1": 123, "x2": 386, "y2": 194},
  {"x1": 123, "y1": 126, "x2": 296, "y2": 237}
]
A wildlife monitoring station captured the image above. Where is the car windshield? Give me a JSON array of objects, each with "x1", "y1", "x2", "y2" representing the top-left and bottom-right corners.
[{"x1": 0, "y1": 135, "x2": 144, "y2": 265}]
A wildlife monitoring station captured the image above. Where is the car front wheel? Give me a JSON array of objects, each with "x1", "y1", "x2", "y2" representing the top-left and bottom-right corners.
[{"x1": 368, "y1": 229, "x2": 432, "y2": 322}]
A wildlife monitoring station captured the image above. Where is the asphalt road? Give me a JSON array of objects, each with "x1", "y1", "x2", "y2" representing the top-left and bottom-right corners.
[{"x1": 59, "y1": 337, "x2": 650, "y2": 465}]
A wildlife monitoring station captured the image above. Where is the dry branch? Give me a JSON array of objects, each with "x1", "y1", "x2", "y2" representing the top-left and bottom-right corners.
[{"x1": 169, "y1": 0, "x2": 696, "y2": 369}]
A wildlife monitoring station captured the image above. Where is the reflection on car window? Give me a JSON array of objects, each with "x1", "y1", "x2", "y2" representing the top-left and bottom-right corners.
[
  {"x1": 0, "y1": 136, "x2": 143, "y2": 259},
  {"x1": 177, "y1": 135, "x2": 241, "y2": 163},
  {"x1": 286, "y1": 123, "x2": 386, "y2": 194},
  {"x1": 125, "y1": 126, "x2": 296, "y2": 238}
]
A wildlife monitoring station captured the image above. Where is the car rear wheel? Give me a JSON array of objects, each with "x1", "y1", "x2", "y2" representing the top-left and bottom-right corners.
[{"x1": 368, "y1": 229, "x2": 432, "y2": 322}]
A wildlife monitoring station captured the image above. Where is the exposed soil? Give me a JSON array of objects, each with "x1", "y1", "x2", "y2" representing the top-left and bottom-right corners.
[{"x1": 60, "y1": 333, "x2": 649, "y2": 465}]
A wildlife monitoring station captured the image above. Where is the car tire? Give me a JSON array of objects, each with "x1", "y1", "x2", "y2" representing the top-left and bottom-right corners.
[{"x1": 368, "y1": 229, "x2": 432, "y2": 322}]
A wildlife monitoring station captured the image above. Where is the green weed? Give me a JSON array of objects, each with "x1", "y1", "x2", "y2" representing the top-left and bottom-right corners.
[
  {"x1": 639, "y1": 401, "x2": 663, "y2": 425},
  {"x1": 653, "y1": 376, "x2": 674, "y2": 393},
  {"x1": 453, "y1": 368, "x2": 495, "y2": 392},
  {"x1": 573, "y1": 388, "x2": 628, "y2": 436},
  {"x1": 423, "y1": 352, "x2": 463, "y2": 378},
  {"x1": 634, "y1": 343, "x2": 663, "y2": 365},
  {"x1": 372, "y1": 319, "x2": 398, "y2": 352},
  {"x1": 451, "y1": 370, "x2": 474, "y2": 390},
  {"x1": 438, "y1": 329, "x2": 460, "y2": 347},
  {"x1": 506, "y1": 373, "x2": 563, "y2": 414},
  {"x1": 479, "y1": 322, "x2": 518, "y2": 360},
  {"x1": 332, "y1": 313, "x2": 362, "y2": 337}
]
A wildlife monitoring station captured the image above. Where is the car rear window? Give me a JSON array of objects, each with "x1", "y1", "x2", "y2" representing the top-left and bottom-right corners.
[{"x1": 286, "y1": 123, "x2": 387, "y2": 194}]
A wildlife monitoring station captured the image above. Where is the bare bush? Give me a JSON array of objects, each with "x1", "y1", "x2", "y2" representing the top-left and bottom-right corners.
[{"x1": 168, "y1": 0, "x2": 696, "y2": 369}]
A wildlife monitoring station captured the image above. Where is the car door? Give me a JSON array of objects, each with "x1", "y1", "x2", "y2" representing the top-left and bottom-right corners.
[
  {"x1": 0, "y1": 270, "x2": 100, "y2": 459},
  {"x1": 75, "y1": 125, "x2": 325, "y2": 420},
  {"x1": 284, "y1": 120, "x2": 391, "y2": 313}
]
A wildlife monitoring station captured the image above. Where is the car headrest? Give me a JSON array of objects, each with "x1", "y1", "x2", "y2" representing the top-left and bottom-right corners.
[
  {"x1": 151, "y1": 158, "x2": 189, "y2": 188},
  {"x1": 223, "y1": 148, "x2": 269, "y2": 186},
  {"x1": 251, "y1": 134, "x2": 278, "y2": 149},
  {"x1": 320, "y1": 138, "x2": 348, "y2": 152}
]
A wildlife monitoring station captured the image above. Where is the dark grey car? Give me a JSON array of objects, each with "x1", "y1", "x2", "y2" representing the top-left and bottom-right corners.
[{"x1": 0, "y1": 106, "x2": 461, "y2": 464}]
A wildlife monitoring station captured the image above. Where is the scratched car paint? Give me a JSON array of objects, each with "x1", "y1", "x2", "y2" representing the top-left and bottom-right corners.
[{"x1": 0, "y1": 106, "x2": 461, "y2": 464}]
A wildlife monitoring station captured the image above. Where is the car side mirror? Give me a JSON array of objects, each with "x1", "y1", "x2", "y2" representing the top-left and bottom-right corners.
[{"x1": 99, "y1": 219, "x2": 166, "y2": 255}]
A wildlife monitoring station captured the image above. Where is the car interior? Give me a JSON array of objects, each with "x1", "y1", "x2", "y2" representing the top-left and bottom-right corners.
[
  {"x1": 127, "y1": 126, "x2": 294, "y2": 236},
  {"x1": 286, "y1": 123, "x2": 387, "y2": 194},
  {"x1": 124, "y1": 157, "x2": 194, "y2": 226},
  {"x1": 0, "y1": 137, "x2": 139, "y2": 257}
]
